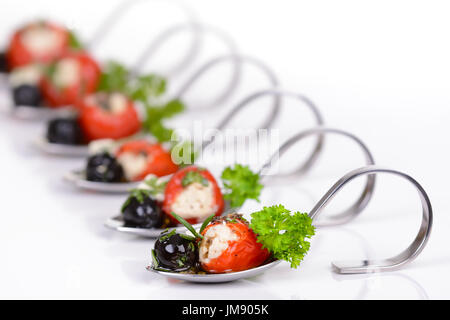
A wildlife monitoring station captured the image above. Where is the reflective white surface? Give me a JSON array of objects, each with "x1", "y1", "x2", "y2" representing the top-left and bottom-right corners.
[{"x1": 0, "y1": 0, "x2": 449, "y2": 299}]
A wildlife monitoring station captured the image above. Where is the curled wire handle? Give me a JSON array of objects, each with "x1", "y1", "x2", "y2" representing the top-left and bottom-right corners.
[
  {"x1": 130, "y1": 22, "x2": 202, "y2": 78},
  {"x1": 309, "y1": 165, "x2": 433, "y2": 274},
  {"x1": 172, "y1": 36, "x2": 243, "y2": 110},
  {"x1": 200, "y1": 85, "x2": 293, "y2": 153},
  {"x1": 261, "y1": 127, "x2": 375, "y2": 227},
  {"x1": 202, "y1": 89, "x2": 323, "y2": 165},
  {"x1": 86, "y1": 0, "x2": 198, "y2": 50}
]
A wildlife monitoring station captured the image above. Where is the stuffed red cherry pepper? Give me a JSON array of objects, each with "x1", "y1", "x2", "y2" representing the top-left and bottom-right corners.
[
  {"x1": 78, "y1": 92, "x2": 141, "y2": 142},
  {"x1": 40, "y1": 51, "x2": 101, "y2": 107},
  {"x1": 6, "y1": 21, "x2": 69, "y2": 69},
  {"x1": 163, "y1": 166, "x2": 225, "y2": 225},
  {"x1": 198, "y1": 214, "x2": 270, "y2": 273},
  {"x1": 115, "y1": 140, "x2": 178, "y2": 182}
]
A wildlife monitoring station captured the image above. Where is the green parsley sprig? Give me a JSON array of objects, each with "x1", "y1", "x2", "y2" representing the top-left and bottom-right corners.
[
  {"x1": 221, "y1": 164, "x2": 263, "y2": 208},
  {"x1": 97, "y1": 61, "x2": 185, "y2": 143},
  {"x1": 68, "y1": 30, "x2": 84, "y2": 50},
  {"x1": 142, "y1": 175, "x2": 168, "y2": 198},
  {"x1": 250, "y1": 205, "x2": 315, "y2": 268},
  {"x1": 142, "y1": 99, "x2": 185, "y2": 143},
  {"x1": 97, "y1": 61, "x2": 167, "y2": 99}
]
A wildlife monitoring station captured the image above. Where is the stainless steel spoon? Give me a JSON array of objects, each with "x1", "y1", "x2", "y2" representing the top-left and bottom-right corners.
[{"x1": 149, "y1": 165, "x2": 432, "y2": 283}]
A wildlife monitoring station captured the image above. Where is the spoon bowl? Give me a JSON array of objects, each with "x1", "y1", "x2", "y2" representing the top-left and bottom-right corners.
[
  {"x1": 105, "y1": 201, "x2": 235, "y2": 238},
  {"x1": 34, "y1": 137, "x2": 89, "y2": 157},
  {"x1": 148, "y1": 260, "x2": 281, "y2": 283},
  {"x1": 0, "y1": 99, "x2": 77, "y2": 121},
  {"x1": 64, "y1": 170, "x2": 140, "y2": 193}
]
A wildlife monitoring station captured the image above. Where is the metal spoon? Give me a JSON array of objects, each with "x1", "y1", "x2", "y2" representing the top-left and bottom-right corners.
[{"x1": 149, "y1": 165, "x2": 432, "y2": 283}]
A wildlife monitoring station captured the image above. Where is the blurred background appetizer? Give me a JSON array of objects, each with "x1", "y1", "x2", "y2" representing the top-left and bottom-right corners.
[
  {"x1": 1, "y1": 20, "x2": 89, "y2": 108},
  {"x1": 44, "y1": 60, "x2": 184, "y2": 149},
  {"x1": 5, "y1": 20, "x2": 70, "y2": 70}
]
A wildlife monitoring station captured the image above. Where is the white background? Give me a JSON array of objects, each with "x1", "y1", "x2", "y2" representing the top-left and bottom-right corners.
[{"x1": 0, "y1": 0, "x2": 449, "y2": 299}]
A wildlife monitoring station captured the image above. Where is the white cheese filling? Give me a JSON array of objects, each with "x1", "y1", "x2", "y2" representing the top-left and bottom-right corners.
[
  {"x1": 88, "y1": 139, "x2": 117, "y2": 156},
  {"x1": 199, "y1": 223, "x2": 238, "y2": 264},
  {"x1": 171, "y1": 182, "x2": 216, "y2": 220},
  {"x1": 21, "y1": 26, "x2": 64, "y2": 56},
  {"x1": 53, "y1": 58, "x2": 80, "y2": 88},
  {"x1": 117, "y1": 151, "x2": 149, "y2": 181},
  {"x1": 108, "y1": 93, "x2": 128, "y2": 114},
  {"x1": 9, "y1": 64, "x2": 42, "y2": 86}
]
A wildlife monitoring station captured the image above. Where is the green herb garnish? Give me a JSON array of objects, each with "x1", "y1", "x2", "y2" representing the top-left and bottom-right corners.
[
  {"x1": 143, "y1": 175, "x2": 167, "y2": 198},
  {"x1": 97, "y1": 61, "x2": 167, "y2": 100},
  {"x1": 97, "y1": 61, "x2": 185, "y2": 144},
  {"x1": 181, "y1": 170, "x2": 208, "y2": 188},
  {"x1": 130, "y1": 74, "x2": 166, "y2": 102},
  {"x1": 97, "y1": 61, "x2": 130, "y2": 93},
  {"x1": 151, "y1": 249, "x2": 159, "y2": 267},
  {"x1": 250, "y1": 205, "x2": 315, "y2": 268},
  {"x1": 142, "y1": 99, "x2": 185, "y2": 143},
  {"x1": 170, "y1": 211, "x2": 203, "y2": 239},
  {"x1": 221, "y1": 164, "x2": 263, "y2": 208},
  {"x1": 179, "y1": 234, "x2": 196, "y2": 241},
  {"x1": 159, "y1": 229, "x2": 177, "y2": 242},
  {"x1": 199, "y1": 214, "x2": 216, "y2": 234},
  {"x1": 68, "y1": 30, "x2": 83, "y2": 50}
]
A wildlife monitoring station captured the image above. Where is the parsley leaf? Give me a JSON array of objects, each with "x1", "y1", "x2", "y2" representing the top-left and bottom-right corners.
[
  {"x1": 68, "y1": 30, "x2": 84, "y2": 50},
  {"x1": 182, "y1": 170, "x2": 208, "y2": 187},
  {"x1": 97, "y1": 61, "x2": 167, "y2": 101},
  {"x1": 250, "y1": 205, "x2": 315, "y2": 268},
  {"x1": 130, "y1": 74, "x2": 166, "y2": 102},
  {"x1": 221, "y1": 164, "x2": 263, "y2": 208},
  {"x1": 143, "y1": 175, "x2": 168, "y2": 198},
  {"x1": 96, "y1": 61, "x2": 185, "y2": 143},
  {"x1": 97, "y1": 61, "x2": 130, "y2": 93}
]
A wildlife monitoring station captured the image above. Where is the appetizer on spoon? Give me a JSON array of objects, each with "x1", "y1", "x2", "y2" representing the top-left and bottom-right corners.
[
  {"x1": 149, "y1": 166, "x2": 433, "y2": 283},
  {"x1": 0, "y1": 20, "x2": 90, "y2": 115},
  {"x1": 40, "y1": 61, "x2": 169, "y2": 155},
  {"x1": 105, "y1": 164, "x2": 263, "y2": 237},
  {"x1": 149, "y1": 206, "x2": 314, "y2": 282}
]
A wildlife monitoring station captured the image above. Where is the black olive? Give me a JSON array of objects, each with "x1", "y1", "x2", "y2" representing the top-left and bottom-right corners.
[
  {"x1": 154, "y1": 230, "x2": 199, "y2": 272},
  {"x1": 13, "y1": 84, "x2": 41, "y2": 107},
  {"x1": 0, "y1": 52, "x2": 8, "y2": 73},
  {"x1": 122, "y1": 195, "x2": 163, "y2": 229},
  {"x1": 86, "y1": 152, "x2": 124, "y2": 183},
  {"x1": 47, "y1": 118, "x2": 84, "y2": 145}
]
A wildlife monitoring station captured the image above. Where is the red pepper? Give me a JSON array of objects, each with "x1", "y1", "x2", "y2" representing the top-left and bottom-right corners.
[
  {"x1": 162, "y1": 166, "x2": 224, "y2": 225},
  {"x1": 78, "y1": 93, "x2": 141, "y2": 142},
  {"x1": 115, "y1": 140, "x2": 178, "y2": 181},
  {"x1": 6, "y1": 21, "x2": 69, "y2": 69},
  {"x1": 200, "y1": 216, "x2": 270, "y2": 273},
  {"x1": 40, "y1": 51, "x2": 101, "y2": 108}
]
